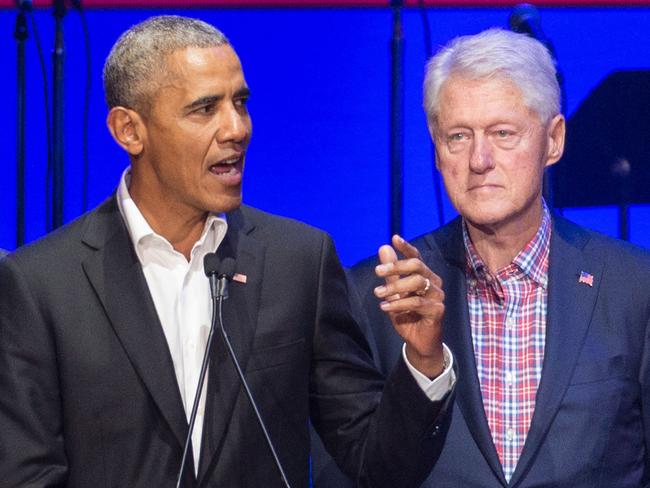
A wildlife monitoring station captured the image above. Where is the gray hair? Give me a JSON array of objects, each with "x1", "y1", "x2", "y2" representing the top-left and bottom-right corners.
[
  {"x1": 423, "y1": 28, "x2": 560, "y2": 127},
  {"x1": 103, "y1": 15, "x2": 229, "y2": 111}
]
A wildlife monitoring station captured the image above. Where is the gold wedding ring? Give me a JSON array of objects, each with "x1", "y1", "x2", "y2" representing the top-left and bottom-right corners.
[{"x1": 416, "y1": 277, "x2": 431, "y2": 297}]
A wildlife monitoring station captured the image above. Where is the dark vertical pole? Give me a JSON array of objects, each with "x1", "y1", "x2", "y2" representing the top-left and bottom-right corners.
[
  {"x1": 418, "y1": 2, "x2": 446, "y2": 228},
  {"x1": 51, "y1": 0, "x2": 66, "y2": 231},
  {"x1": 15, "y1": 10, "x2": 28, "y2": 247},
  {"x1": 618, "y1": 205, "x2": 630, "y2": 241},
  {"x1": 612, "y1": 157, "x2": 631, "y2": 241},
  {"x1": 390, "y1": 0, "x2": 404, "y2": 239}
]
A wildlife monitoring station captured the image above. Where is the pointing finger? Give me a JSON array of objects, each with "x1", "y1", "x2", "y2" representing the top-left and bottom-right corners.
[{"x1": 392, "y1": 234, "x2": 422, "y2": 260}]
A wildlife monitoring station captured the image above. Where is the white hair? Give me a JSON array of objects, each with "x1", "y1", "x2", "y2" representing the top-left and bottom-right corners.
[{"x1": 423, "y1": 28, "x2": 560, "y2": 127}]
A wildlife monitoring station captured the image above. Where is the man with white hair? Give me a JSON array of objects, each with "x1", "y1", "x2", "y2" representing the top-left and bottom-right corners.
[{"x1": 343, "y1": 28, "x2": 650, "y2": 487}]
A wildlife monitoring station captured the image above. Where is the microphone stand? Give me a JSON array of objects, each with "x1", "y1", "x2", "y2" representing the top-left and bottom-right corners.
[
  {"x1": 612, "y1": 157, "x2": 631, "y2": 241},
  {"x1": 214, "y1": 292, "x2": 292, "y2": 488},
  {"x1": 177, "y1": 266, "x2": 291, "y2": 488},
  {"x1": 14, "y1": 4, "x2": 28, "y2": 247},
  {"x1": 418, "y1": 0, "x2": 446, "y2": 228},
  {"x1": 389, "y1": 0, "x2": 404, "y2": 238},
  {"x1": 175, "y1": 289, "x2": 221, "y2": 488},
  {"x1": 50, "y1": 0, "x2": 66, "y2": 231}
]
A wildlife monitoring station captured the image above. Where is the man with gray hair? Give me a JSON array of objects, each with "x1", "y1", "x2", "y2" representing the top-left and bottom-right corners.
[
  {"x1": 340, "y1": 28, "x2": 650, "y2": 487},
  {"x1": 0, "y1": 15, "x2": 454, "y2": 488}
]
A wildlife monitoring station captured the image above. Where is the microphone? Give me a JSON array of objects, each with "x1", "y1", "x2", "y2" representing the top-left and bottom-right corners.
[
  {"x1": 508, "y1": 4, "x2": 556, "y2": 58},
  {"x1": 175, "y1": 254, "x2": 236, "y2": 488},
  {"x1": 204, "y1": 254, "x2": 235, "y2": 299}
]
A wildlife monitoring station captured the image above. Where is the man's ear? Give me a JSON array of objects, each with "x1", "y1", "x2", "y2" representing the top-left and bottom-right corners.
[
  {"x1": 106, "y1": 107, "x2": 146, "y2": 157},
  {"x1": 545, "y1": 114, "x2": 566, "y2": 168}
]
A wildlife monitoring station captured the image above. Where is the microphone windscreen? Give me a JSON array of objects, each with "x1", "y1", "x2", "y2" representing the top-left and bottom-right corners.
[
  {"x1": 220, "y1": 257, "x2": 236, "y2": 280},
  {"x1": 509, "y1": 3, "x2": 541, "y2": 33},
  {"x1": 204, "y1": 253, "x2": 222, "y2": 277}
]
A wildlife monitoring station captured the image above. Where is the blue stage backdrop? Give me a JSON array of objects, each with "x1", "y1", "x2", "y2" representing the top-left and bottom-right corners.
[{"x1": 1, "y1": 6, "x2": 649, "y2": 264}]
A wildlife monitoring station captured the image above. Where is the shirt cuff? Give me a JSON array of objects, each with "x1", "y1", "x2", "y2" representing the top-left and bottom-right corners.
[{"x1": 402, "y1": 343, "x2": 456, "y2": 402}]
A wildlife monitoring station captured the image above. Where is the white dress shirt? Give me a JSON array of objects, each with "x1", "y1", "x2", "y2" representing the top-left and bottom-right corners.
[
  {"x1": 405, "y1": 344, "x2": 456, "y2": 399},
  {"x1": 117, "y1": 169, "x2": 227, "y2": 473}
]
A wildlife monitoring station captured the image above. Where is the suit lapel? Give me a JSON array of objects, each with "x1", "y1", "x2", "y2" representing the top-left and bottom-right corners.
[
  {"x1": 509, "y1": 217, "x2": 602, "y2": 486},
  {"x1": 428, "y1": 220, "x2": 507, "y2": 485},
  {"x1": 198, "y1": 207, "x2": 266, "y2": 484},
  {"x1": 80, "y1": 198, "x2": 189, "y2": 452}
]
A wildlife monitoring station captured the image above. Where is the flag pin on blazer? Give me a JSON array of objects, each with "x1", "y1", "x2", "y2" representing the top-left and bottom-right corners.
[
  {"x1": 578, "y1": 271, "x2": 594, "y2": 287},
  {"x1": 233, "y1": 273, "x2": 247, "y2": 284}
]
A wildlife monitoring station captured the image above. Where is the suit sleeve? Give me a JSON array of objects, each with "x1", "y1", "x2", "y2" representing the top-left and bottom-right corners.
[
  {"x1": 309, "y1": 234, "x2": 451, "y2": 488},
  {"x1": 0, "y1": 257, "x2": 68, "y2": 487}
]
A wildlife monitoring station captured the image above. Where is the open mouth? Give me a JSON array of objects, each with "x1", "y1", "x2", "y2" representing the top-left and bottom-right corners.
[{"x1": 209, "y1": 154, "x2": 244, "y2": 185}]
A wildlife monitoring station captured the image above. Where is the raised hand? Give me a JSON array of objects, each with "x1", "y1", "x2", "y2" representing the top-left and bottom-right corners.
[{"x1": 374, "y1": 235, "x2": 445, "y2": 379}]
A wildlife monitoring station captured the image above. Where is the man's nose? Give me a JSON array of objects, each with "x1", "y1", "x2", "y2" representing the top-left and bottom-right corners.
[
  {"x1": 218, "y1": 105, "x2": 249, "y2": 143},
  {"x1": 469, "y1": 136, "x2": 495, "y2": 174}
]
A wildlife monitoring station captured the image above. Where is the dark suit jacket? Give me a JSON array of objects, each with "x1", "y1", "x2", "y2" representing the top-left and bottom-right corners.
[
  {"x1": 342, "y1": 215, "x2": 650, "y2": 487},
  {"x1": 0, "y1": 197, "x2": 448, "y2": 488}
]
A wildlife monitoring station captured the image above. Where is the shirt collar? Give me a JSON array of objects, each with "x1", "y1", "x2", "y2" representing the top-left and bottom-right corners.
[
  {"x1": 463, "y1": 200, "x2": 551, "y2": 288},
  {"x1": 116, "y1": 167, "x2": 228, "y2": 264}
]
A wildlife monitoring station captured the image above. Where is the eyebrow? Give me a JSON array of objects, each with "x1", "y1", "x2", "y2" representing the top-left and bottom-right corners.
[{"x1": 184, "y1": 87, "x2": 251, "y2": 111}]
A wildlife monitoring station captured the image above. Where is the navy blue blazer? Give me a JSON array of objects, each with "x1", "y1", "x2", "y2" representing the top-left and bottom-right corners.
[{"x1": 315, "y1": 215, "x2": 650, "y2": 488}]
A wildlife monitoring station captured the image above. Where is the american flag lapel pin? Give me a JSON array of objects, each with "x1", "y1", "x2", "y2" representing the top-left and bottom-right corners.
[
  {"x1": 233, "y1": 272, "x2": 247, "y2": 284},
  {"x1": 578, "y1": 271, "x2": 594, "y2": 287}
]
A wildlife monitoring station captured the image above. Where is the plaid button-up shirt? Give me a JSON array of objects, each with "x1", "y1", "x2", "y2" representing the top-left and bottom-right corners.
[{"x1": 463, "y1": 204, "x2": 551, "y2": 482}]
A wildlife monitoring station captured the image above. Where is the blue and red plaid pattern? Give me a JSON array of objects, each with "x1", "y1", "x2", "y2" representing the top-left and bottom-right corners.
[{"x1": 463, "y1": 204, "x2": 551, "y2": 482}]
